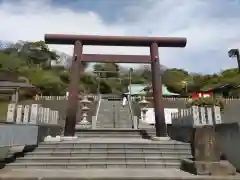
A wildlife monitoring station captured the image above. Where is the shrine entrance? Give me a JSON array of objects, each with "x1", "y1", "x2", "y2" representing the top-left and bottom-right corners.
[{"x1": 44, "y1": 34, "x2": 187, "y2": 137}]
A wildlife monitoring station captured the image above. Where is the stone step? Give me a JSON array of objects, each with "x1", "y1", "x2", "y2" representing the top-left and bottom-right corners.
[
  {"x1": 75, "y1": 132, "x2": 138, "y2": 135},
  {"x1": 96, "y1": 100, "x2": 132, "y2": 129},
  {"x1": 95, "y1": 122, "x2": 131, "y2": 124},
  {"x1": 95, "y1": 125, "x2": 133, "y2": 127},
  {"x1": 77, "y1": 128, "x2": 135, "y2": 131},
  {"x1": 94, "y1": 127, "x2": 133, "y2": 129},
  {"x1": 24, "y1": 152, "x2": 192, "y2": 158},
  {"x1": 5, "y1": 162, "x2": 181, "y2": 169},
  {"x1": 95, "y1": 121, "x2": 132, "y2": 124},
  {"x1": 1, "y1": 168, "x2": 238, "y2": 180},
  {"x1": 95, "y1": 123, "x2": 132, "y2": 125},
  {"x1": 15, "y1": 156, "x2": 183, "y2": 163},
  {"x1": 74, "y1": 135, "x2": 141, "y2": 138},
  {"x1": 75, "y1": 128, "x2": 141, "y2": 132},
  {"x1": 33, "y1": 147, "x2": 191, "y2": 154},
  {"x1": 95, "y1": 125, "x2": 133, "y2": 128},
  {"x1": 95, "y1": 124, "x2": 133, "y2": 128},
  {"x1": 75, "y1": 130, "x2": 141, "y2": 136},
  {"x1": 39, "y1": 142, "x2": 190, "y2": 149},
  {"x1": 37, "y1": 143, "x2": 191, "y2": 149}
]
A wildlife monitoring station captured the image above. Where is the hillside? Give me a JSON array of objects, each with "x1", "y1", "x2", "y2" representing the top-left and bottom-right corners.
[{"x1": 0, "y1": 40, "x2": 240, "y2": 97}]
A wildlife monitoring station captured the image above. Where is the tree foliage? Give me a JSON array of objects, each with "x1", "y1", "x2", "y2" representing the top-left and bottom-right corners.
[{"x1": 1, "y1": 41, "x2": 240, "y2": 97}]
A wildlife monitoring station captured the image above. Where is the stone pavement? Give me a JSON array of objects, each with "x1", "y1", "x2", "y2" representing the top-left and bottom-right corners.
[{"x1": 0, "y1": 169, "x2": 239, "y2": 180}]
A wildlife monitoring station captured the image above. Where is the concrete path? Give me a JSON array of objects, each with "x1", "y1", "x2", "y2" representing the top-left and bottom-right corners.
[{"x1": 0, "y1": 169, "x2": 239, "y2": 180}]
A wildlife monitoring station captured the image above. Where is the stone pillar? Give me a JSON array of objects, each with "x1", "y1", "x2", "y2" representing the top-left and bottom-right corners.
[
  {"x1": 55, "y1": 111, "x2": 59, "y2": 125},
  {"x1": 213, "y1": 106, "x2": 222, "y2": 124},
  {"x1": 16, "y1": 105, "x2": 23, "y2": 124},
  {"x1": 11, "y1": 88, "x2": 19, "y2": 103},
  {"x1": 38, "y1": 106, "x2": 44, "y2": 124},
  {"x1": 194, "y1": 126, "x2": 220, "y2": 162},
  {"x1": 29, "y1": 104, "x2": 40, "y2": 124},
  {"x1": 6, "y1": 103, "x2": 16, "y2": 123},
  {"x1": 23, "y1": 105, "x2": 30, "y2": 124},
  {"x1": 181, "y1": 125, "x2": 236, "y2": 175},
  {"x1": 43, "y1": 108, "x2": 50, "y2": 124},
  {"x1": 64, "y1": 40, "x2": 83, "y2": 136},
  {"x1": 150, "y1": 42, "x2": 167, "y2": 137},
  {"x1": 206, "y1": 107, "x2": 213, "y2": 125}
]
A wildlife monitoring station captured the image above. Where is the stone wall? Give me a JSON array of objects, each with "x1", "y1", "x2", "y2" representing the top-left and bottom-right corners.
[
  {"x1": 0, "y1": 124, "x2": 62, "y2": 146},
  {"x1": 167, "y1": 104, "x2": 240, "y2": 171},
  {"x1": 168, "y1": 123, "x2": 240, "y2": 171},
  {"x1": 0, "y1": 124, "x2": 62, "y2": 161},
  {"x1": 220, "y1": 99, "x2": 240, "y2": 124}
]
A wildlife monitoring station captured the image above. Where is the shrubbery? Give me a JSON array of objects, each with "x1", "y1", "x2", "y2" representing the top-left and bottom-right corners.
[{"x1": 186, "y1": 97, "x2": 225, "y2": 110}]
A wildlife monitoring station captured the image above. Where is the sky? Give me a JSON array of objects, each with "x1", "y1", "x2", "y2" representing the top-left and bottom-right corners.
[{"x1": 0, "y1": 0, "x2": 240, "y2": 74}]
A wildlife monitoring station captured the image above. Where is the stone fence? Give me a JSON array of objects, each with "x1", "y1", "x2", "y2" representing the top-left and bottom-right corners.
[
  {"x1": 134, "y1": 95, "x2": 240, "y2": 104},
  {"x1": 35, "y1": 95, "x2": 100, "y2": 101},
  {"x1": 6, "y1": 103, "x2": 60, "y2": 125},
  {"x1": 171, "y1": 106, "x2": 222, "y2": 127}
]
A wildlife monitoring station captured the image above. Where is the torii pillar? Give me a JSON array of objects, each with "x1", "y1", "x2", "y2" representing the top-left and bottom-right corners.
[{"x1": 44, "y1": 34, "x2": 187, "y2": 137}]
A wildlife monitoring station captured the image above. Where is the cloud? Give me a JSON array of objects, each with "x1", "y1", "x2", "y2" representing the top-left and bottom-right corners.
[{"x1": 0, "y1": 0, "x2": 240, "y2": 73}]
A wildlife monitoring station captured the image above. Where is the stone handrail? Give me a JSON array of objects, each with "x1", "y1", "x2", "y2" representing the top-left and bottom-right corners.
[
  {"x1": 95, "y1": 94, "x2": 102, "y2": 121},
  {"x1": 127, "y1": 95, "x2": 135, "y2": 128}
]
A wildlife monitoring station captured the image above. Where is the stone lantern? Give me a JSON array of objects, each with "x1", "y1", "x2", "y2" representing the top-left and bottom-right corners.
[
  {"x1": 76, "y1": 96, "x2": 91, "y2": 128},
  {"x1": 138, "y1": 96, "x2": 150, "y2": 123}
]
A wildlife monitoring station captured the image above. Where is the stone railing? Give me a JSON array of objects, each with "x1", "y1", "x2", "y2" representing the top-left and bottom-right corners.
[
  {"x1": 35, "y1": 95, "x2": 100, "y2": 101},
  {"x1": 130, "y1": 95, "x2": 190, "y2": 101},
  {"x1": 35, "y1": 96, "x2": 68, "y2": 100},
  {"x1": 133, "y1": 95, "x2": 240, "y2": 103},
  {"x1": 6, "y1": 103, "x2": 60, "y2": 125},
  {"x1": 171, "y1": 106, "x2": 222, "y2": 127}
]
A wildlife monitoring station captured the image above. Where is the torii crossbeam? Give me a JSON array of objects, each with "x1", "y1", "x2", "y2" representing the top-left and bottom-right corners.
[{"x1": 45, "y1": 34, "x2": 187, "y2": 138}]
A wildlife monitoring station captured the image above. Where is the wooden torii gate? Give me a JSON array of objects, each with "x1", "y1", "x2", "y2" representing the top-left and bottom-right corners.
[{"x1": 44, "y1": 34, "x2": 187, "y2": 138}]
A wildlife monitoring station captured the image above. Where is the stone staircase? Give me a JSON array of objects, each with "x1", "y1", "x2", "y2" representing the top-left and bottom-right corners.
[
  {"x1": 4, "y1": 136, "x2": 192, "y2": 169},
  {"x1": 2, "y1": 130, "x2": 240, "y2": 179},
  {"x1": 96, "y1": 99, "x2": 132, "y2": 128},
  {"x1": 75, "y1": 129, "x2": 143, "y2": 138}
]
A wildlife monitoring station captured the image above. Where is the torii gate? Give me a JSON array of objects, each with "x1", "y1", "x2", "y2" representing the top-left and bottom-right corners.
[{"x1": 44, "y1": 34, "x2": 187, "y2": 138}]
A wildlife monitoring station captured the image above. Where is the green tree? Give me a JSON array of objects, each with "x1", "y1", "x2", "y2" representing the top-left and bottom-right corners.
[
  {"x1": 0, "y1": 52, "x2": 27, "y2": 72},
  {"x1": 162, "y1": 68, "x2": 189, "y2": 93},
  {"x1": 93, "y1": 63, "x2": 120, "y2": 78}
]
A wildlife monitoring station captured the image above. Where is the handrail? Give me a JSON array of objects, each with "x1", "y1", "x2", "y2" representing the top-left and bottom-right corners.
[
  {"x1": 127, "y1": 95, "x2": 135, "y2": 129},
  {"x1": 95, "y1": 94, "x2": 102, "y2": 122}
]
